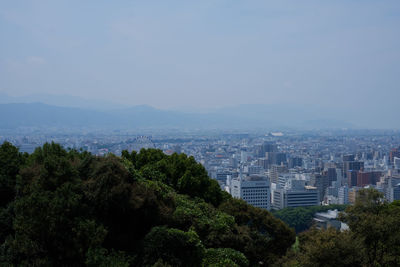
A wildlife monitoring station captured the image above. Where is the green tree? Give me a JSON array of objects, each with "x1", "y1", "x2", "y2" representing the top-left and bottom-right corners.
[
  {"x1": 341, "y1": 188, "x2": 400, "y2": 266},
  {"x1": 143, "y1": 226, "x2": 205, "y2": 266},
  {"x1": 171, "y1": 195, "x2": 236, "y2": 248},
  {"x1": 121, "y1": 149, "x2": 137, "y2": 169},
  {"x1": 124, "y1": 149, "x2": 226, "y2": 206},
  {"x1": 83, "y1": 155, "x2": 175, "y2": 252},
  {"x1": 86, "y1": 247, "x2": 132, "y2": 267},
  {"x1": 203, "y1": 248, "x2": 249, "y2": 267},
  {"x1": 2, "y1": 143, "x2": 105, "y2": 265},
  {"x1": 219, "y1": 198, "x2": 296, "y2": 265},
  {"x1": 272, "y1": 204, "x2": 348, "y2": 233},
  {"x1": 135, "y1": 148, "x2": 166, "y2": 170},
  {"x1": 0, "y1": 143, "x2": 301, "y2": 266},
  {"x1": 296, "y1": 228, "x2": 363, "y2": 267},
  {"x1": 0, "y1": 142, "x2": 26, "y2": 207}
]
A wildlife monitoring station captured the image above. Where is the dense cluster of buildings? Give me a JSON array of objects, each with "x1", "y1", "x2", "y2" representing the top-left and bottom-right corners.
[
  {"x1": 205, "y1": 135, "x2": 400, "y2": 210},
  {"x1": 2, "y1": 129, "x2": 400, "y2": 210}
]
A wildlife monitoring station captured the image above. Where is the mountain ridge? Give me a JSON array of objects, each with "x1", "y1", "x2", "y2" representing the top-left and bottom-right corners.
[{"x1": 0, "y1": 102, "x2": 355, "y2": 130}]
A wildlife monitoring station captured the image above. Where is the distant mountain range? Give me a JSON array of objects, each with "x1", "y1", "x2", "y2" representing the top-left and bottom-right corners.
[
  {"x1": 0, "y1": 92, "x2": 126, "y2": 110},
  {"x1": 2, "y1": 92, "x2": 397, "y2": 130},
  {"x1": 0, "y1": 102, "x2": 355, "y2": 130}
]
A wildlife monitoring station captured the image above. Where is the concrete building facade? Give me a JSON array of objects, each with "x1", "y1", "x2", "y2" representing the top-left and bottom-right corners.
[{"x1": 231, "y1": 175, "x2": 271, "y2": 210}]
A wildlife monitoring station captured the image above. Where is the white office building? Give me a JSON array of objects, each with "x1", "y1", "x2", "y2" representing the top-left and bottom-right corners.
[
  {"x1": 272, "y1": 179, "x2": 319, "y2": 209},
  {"x1": 231, "y1": 174, "x2": 271, "y2": 210}
]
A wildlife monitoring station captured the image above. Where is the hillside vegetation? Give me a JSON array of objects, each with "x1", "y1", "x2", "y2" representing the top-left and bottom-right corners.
[
  {"x1": 0, "y1": 142, "x2": 294, "y2": 266},
  {"x1": 274, "y1": 189, "x2": 400, "y2": 267},
  {"x1": 272, "y1": 204, "x2": 347, "y2": 233},
  {"x1": 2, "y1": 141, "x2": 400, "y2": 266}
]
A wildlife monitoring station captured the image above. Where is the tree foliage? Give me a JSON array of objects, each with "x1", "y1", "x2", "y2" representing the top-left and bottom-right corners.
[
  {"x1": 340, "y1": 188, "x2": 400, "y2": 266},
  {"x1": 0, "y1": 142, "x2": 295, "y2": 266},
  {"x1": 275, "y1": 227, "x2": 363, "y2": 267},
  {"x1": 220, "y1": 198, "x2": 296, "y2": 264},
  {"x1": 278, "y1": 188, "x2": 400, "y2": 267},
  {"x1": 203, "y1": 247, "x2": 249, "y2": 267},
  {"x1": 272, "y1": 204, "x2": 348, "y2": 233},
  {"x1": 142, "y1": 226, "x2": 204, "y2": 266},
  {"x1": 0, "y1": 142, "x2": 26, "y2": 207}
]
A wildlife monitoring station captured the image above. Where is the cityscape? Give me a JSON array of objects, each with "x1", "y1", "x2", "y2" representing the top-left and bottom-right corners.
[
  {"x1": 3, "y1": 128, "x2": 400, "y2": 211},
  {"x1": 1, "y1": 0, "x2": 400, "y2": 265}
]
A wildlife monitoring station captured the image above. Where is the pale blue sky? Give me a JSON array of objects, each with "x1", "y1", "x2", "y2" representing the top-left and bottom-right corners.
[{"x1": 1, "y1": 0, "x2": 399, "y2": 113}]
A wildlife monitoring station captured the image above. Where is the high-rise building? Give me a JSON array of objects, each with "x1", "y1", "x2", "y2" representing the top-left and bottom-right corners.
[
  {"x1": 273, "y1": 183, "x2": 319, "y2": 210},
  {"x1": 326, "y1": 183, "x2": 339, "y2": 198},
  {"x1": 383, "y1": 177, "x2": 400, "y2": 202},
  {"x1": 390, "y1": 147, "x2": 400, "y2": 164},
  {"x1": 326, "y1": 168, "x2": 337, "y2": 186},
  {"x1": 231, "y1": 175, "x2": 271, "y2": 210},
  {"x1": 214, "y1": 171, "x2": 233, "y2": 183},
  {"x1": 343, "y1": 161, "x2": 364, "y2": 178},
  {"x1": 338, "y1": 186, "x2": 349, "y2": 204},
  {"x1": 348, "y1": 187, "x2": 362, "y2": 204},
  {"x1": 356, "y1": 171, "x2": 382, "y2": 187},
  {"x1": 277, "y1": 173, "x2": 296, "y2": 189},
  {"x1": 266, "y1": 152, "x2": 287, "y2": 166},
  {"x1": 394, "y1": 157, "x2": 400, "y2": 170},
  {"x1": 269, "y1": 164, "x2": 288, "y2": 184},
  {"x1": 289, "y1": 157, "x2": 303, "y2": 168},
  {"x1": 343, "y1": 154, "x2": 355, "y2": 162},
  {"x1": 240, "y1": 151, "x2": 249, "y2": 163},
  {"x1": 230, "y1": 156, "x2": 238, "y2": 168},
  {"x1": 248, "y1": 165, "x2": 263, "y2": 175},
  {"x1": 386, "y1": 183, "x2": 400, "y2": 202},
  {"x1": 256, "y1": 158, "x2": 269, "y2": 170},
  {"x1": 313, "y1": 173, "x2": 329, "y2": 202},
  {"x1": 336, "y1": 168, "x2": 343, "y2": 187},
  {"x1": 257, "y1": 142, "x2": 277, "y2": 157},
  {"x1": 347, "y1": 170, "x2": 358, "y2": 187}
]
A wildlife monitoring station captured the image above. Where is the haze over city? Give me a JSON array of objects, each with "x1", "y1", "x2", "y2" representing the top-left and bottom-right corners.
[{"x1": 3, "y1": 1, "x2": 400, "y2": 266}]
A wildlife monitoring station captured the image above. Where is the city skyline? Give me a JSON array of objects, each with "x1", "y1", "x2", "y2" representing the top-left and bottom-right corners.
[{"x1": 2, "y1": 1, "x2": 400, "y2": 265}]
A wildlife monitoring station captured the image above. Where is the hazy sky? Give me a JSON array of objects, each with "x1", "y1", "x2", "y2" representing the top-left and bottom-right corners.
[{"x1": 1, "y1": 0, "x2": 399, "y2": 110}]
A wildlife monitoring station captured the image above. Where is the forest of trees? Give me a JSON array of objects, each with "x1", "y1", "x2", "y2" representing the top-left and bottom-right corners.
[
  {"x1": 1, "y1": 141, "x2": 400, "y2": 266},
  {"x1": 0, "y1": 142, "x2": 294, "y2": 266}
]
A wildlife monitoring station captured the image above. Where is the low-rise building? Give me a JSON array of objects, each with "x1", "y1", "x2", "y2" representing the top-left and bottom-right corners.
[{"x1": 313, "y1": 209, "x2": 348, "y2": 231}]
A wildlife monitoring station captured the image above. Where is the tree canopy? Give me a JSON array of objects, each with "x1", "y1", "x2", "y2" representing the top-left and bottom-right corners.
[
  {"x1": 0, "y1": 142, "x2": 295, "y2": 266},
  {"x1": 3, "y1": 142, "x2": 399, "y2": 266},
  {"x1": 277, "y1": 188, "x2": 400, "y2": 267},
  {"x1": 272, "y1": 204, "x2": 347, "y2": 233}
]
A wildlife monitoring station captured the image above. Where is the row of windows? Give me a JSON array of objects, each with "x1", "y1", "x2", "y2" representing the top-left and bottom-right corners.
[
  {"x1": 243, "y1": 189, "x2": 268, "y2": 193},
  {"x1": 243, "y1": 198, "x2": 267, "y2": 201},
  {"x1": 244, "y1": 194, "x2": 267, "y2": 197},
  {"x1": 248, "y1": 201, "x2": 268, "y2": 205},
  {"x1": 243, "y1": 196, "x2": 268, "y2": 201},
  {"x1": 246, "y1": 198, "x2": 268, "y2": 202},
  {"x1": 243, "y1": 194, "x2": 268, "y2": 197},
  {"x1": 243, "y1": 196, "x2": 268, "y2": 200},
  {"x1": 250, "y1": 203, "x2": 269, "y2": 208}
]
